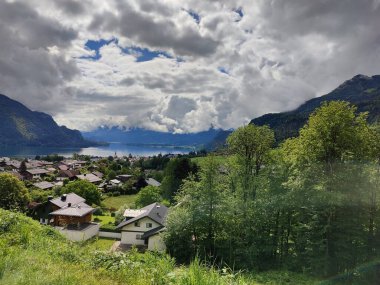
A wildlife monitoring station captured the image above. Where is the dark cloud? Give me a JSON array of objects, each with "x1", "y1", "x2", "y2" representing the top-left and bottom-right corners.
[
  {"x1": 53, "y1": 0, "x2": 87, "y2": 15},
  {"x1": 88, "y1": 1, "x2": 219, "y2": 57}
]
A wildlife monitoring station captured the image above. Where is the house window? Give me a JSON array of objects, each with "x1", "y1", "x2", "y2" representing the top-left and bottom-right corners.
[
  {"x1": 134, "y1": 221, "x2": 140, "y2": 227},
  {"x1": 136, "y1": 234, "x2": 143, "y2": 240},
  {"x1": 146, "y1": 223, "x2": 152, "y2": 228}
]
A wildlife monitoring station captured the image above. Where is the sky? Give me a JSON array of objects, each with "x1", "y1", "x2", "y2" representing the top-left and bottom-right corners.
[{"x1": 0, "y1": 0, "x2": 379, "y2": 133}]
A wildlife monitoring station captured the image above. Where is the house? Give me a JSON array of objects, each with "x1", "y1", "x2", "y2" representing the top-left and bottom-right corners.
[
  {"x1": 24, "y1": 168, "x2": 49, "y2": 180},
  {"x1": 48, "y1": 193, "x2": 99, "y2": 241},
  {"x1": 92, "y1": 171, "x2": 104, "y2": 179},
  {"x1": 33, "y1": 181, "x2": 55, "y2": 190},
  {"x1": 116, "y1": 203, "x2": 168, "y2": 252},
  {"x1": 116, "y1": 174, "x2": 133, "y2": 182},
  {"x1": 76, "y1": 173, "x2": 102, "y2": 184},
  {"x1": 57, "y1": 169, "x2": 79, "y2": 181},
  {"x1": 110, "y1": 179, "x2": 121, "y2": 187},
  {"x1": 146, "y1": 178, "x2": 161, "y2": 187}
]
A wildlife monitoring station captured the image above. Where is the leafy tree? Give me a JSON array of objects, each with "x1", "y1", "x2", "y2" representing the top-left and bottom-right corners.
[
  {"x1": 161, "y1": 158, "x2": 198, "y2": 201},
  {"x1": 107, "y1": 170, "x2": 117, "y2": 181},
  {"x1": 227, "y1": 124, "x2": 274, "y2": 200},
  {"x1": 61, "y1": 180, "x2": 101, "y2": 205},
  {"x1": 0, "y1": 173, "x2": 30, "y2": 210},
  {"x1": 135, "y1": 185, "x2": 162, "y2": 207}
]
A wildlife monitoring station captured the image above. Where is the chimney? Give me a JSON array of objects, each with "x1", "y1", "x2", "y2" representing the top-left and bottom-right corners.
[
  {"x1": 61, "y1": 194, "x2": 67, "y2": 201},
  {"x1": 68, "y1": 203, "x2": 72, "y2": 207},
  {"x1": 47, "y1": 196, "x2": 53, "y2": 201}
]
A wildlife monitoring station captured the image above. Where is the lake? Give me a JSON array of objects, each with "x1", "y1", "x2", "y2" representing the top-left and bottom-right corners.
[{"x1": 0, "y1": 143, "x2": 192, "y2": 158}]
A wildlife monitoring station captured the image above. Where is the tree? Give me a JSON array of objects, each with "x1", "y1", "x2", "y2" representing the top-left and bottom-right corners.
[
  {"x1": 281, "y1": 101, "x2": 379, "y2": 276},
  {"x1": 135, "y1": 185, "x2": 162, "y2": 208},
  {"x1": 227, "y1": 124, "x2": 274, "y2": 200},
  {"x1": 161, "y1": 158, "x2": 198, "y2": 201},
  {"x1": 19, "y1": 159, "x2": 27, "y2": 174},
  {"x1": 0, "y1": 173, "x2": 30, "y2": 210},
  {"x1": 61, "y1": 180, "x2": 101, "y2": 205}
]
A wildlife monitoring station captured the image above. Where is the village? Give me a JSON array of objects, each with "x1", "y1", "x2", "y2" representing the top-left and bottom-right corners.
[{"x1": 0, "y1": 153, "x2": 184, "y2": 252}]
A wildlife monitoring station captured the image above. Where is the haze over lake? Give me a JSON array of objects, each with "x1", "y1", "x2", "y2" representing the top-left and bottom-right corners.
[{"x1": 0, "y1": 143, "x2": 191, "y2": 158}]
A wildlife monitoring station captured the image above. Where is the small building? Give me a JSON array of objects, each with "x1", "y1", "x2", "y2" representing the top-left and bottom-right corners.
[
  {"x1": 110, "y1": 179, "x2": 121, "y2": 187},
  {"x1": 49, "y1": 193, "x2": 99, "y2": 241},
  {"x1": 33, "y1": 181, "x2": 55, "y2": 190},
  {"x1": 24, "y1": 168, "x2": 49, "y2": 180},
  {"x1": 76, "y1": 173, "x2": 102, "y2": 185},
  {"x1": 92, "y1": 171, "x2": 104, "y2": 179},
  {"x1": 57, "y1": 169, "x2": 79, "y2": 181},
  {"x1": 116, "y1": 174, "x2": 133, "y2": 182},
  {"x1": 116, "y1": 203, "x2": 168, "y2": 252}
]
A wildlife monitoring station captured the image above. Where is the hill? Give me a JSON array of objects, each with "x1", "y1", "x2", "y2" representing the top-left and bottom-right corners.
[
  {"x1": 0, "y1": 209, "x2": 318, "y2": 284},
  {"x1": 82, "y1": 126, "x2": 225, "y2": 148},
  {"x1": 251, "y1": 74, "x2": 380, "y2": 142},
  {"x1": 0, "y1": 94, "x2": 92, "y2": 147}
]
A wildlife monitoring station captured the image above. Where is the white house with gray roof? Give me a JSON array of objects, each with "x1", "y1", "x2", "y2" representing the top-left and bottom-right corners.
[{"x1": 116, "y1": 203, "x2": 168, "y2": 252}]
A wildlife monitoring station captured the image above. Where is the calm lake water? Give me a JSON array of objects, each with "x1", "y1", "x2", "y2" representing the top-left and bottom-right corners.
[{"x1": 0, "y1": 143, "x2": 192, "y2": 158}]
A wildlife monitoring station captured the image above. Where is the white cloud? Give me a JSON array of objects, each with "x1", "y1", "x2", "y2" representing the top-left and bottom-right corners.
[{"x1": 1, "y1": 0, "x2": 379, "y2": 132}]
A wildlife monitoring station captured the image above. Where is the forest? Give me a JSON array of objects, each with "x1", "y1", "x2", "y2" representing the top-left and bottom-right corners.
[{"x1": 164, "y1": 101, "x2": 380, "y2": 281}]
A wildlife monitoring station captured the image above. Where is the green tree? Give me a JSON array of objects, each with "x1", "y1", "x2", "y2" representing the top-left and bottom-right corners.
[
  {"x1": 227, "y1": 124, "x2": 274, "y2": 200},
  {"x1": 61, "y1": 180, "x2": 101, "y2": 206},
  {"x1": 161, "y1": 158, "x2": 198, "y2": 201},
  {"x1": 0, "y1": 173, "x2": 30, "y2": 210},
  {"x1": 135, "y1": 185, "x2": 162, "y2": 207}
]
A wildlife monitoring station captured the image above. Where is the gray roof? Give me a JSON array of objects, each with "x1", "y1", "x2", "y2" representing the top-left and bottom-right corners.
[
  {"x1": 76, "y1": 173, "x2": 102, "y2": 183},
  {"x1": 27, "y1": 168, "x2": 49, "y2": 175},
  {"x1": 33, "y1": 181, "x2": 55, "y2": 190},
  {"x1": 50, "y1": 193, "x2": 85, "y2": 208},
  {"x1": 141, "y1": 226, "x2": 165, "y2": 239},
  {"x1": 146, "y1": 178, "x2": 161, "y2": 187},
  {"x1": 50, "y1": 202, "x2": 94, "y2": 217},
  {"x1": 116, "y1": 203, "x2": 168, "y2": 229}
]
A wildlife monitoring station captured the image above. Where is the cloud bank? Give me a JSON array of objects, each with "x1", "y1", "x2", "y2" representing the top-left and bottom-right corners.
[{"x1": 0, "y1": 0, "x2": 379, "y2": 132}]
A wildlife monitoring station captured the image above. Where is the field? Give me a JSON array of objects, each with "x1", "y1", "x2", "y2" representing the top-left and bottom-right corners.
[{"x1": 102, "y1": 194, "x2": 137, "y2": 210}]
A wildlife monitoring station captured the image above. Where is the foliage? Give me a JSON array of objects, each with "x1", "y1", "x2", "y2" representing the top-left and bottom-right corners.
[
  {"x1": 0, "y1": 173, "x2": 30, "y2": 211},
  {"x1": 135, "y1": 185, "x2": 163, "y2": 207},
  {"x1": 161, "y1": 157, "x2": 198, "y2": 201},
  {"x1": 60, "y1": 180, "x2": 102, "y2": 206}
]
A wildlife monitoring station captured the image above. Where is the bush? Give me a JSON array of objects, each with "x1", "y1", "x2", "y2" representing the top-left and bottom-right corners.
[
  {"x1": 110, "y1": 212, "x2": 116, "y2": 217},
  {"x1": 112, "y1": 191, "x2": 120, "y2": 197},
  {"x1": 93, "y1": 217, "x2": 101, "y2": 222},
  {"x1": 93, "y1": 207, "x2": 103, "y2": 216}
]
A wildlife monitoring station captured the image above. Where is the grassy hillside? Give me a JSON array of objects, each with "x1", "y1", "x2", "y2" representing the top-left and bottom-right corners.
[{"x1": 0, "y1": 209, "x2": 319, "y2": 285}]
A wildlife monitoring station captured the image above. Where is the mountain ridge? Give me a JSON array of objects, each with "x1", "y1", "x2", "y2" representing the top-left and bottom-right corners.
[
  {"x1": 0, "y1": 94, "x2": 93, "y2": 147},
  {"x1": 251, "y1": 74, "x2": 380, "y2": 142},
  {"x1": 82, "y1": 126, "x2": 224, "y2": 148}
]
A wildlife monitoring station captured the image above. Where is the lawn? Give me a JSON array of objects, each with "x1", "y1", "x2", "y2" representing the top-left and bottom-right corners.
[
  {"x1": 102, "y1": 194, "x2": 137, "y2": 210},
  {"x1": 83, "y1": 237, "x2": 116, "y2": 251},
  {"x1": 93, "y1": 215, "x2": 115, "y2": 226}
]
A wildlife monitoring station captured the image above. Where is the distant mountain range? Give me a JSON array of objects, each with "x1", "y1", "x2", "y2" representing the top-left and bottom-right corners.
[
  {"x1": 0, "y1": 94, "x2": 92, "y2": 147},
  {"x1": 82, "y1": 126, "x2": 225, "y2": 148},
  {"x1": 251, "y1": 74, "x2": 380, "y2": 142}
]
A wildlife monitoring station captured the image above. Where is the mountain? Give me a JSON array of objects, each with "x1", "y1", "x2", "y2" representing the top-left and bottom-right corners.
[
  {"x1": 251, "y1": 74, "x2": 380, "y2": 142},
  {"x1": 0, "y1": 94, "x2": 92, "y2": 147},
  {"x1": 82, "y1": 126, "x2": 225, "y2": 148}
]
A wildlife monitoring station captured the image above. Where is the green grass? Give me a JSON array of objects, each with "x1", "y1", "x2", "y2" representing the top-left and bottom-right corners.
[
  {"x1": 102, "y1": 194, "x2": 137, "y2": 210},
  {"x1": 93, "y1": 215, "x2": 115, "y2": 226},
  {"x1": 83, "y1": 237, "x2": 116, "y2": 251},
  {"x1": 0, "y1": 209, "x2": 321, "y2": 285}
]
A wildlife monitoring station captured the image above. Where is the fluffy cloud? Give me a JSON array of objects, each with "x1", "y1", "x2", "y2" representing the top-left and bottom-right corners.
[{"x1": 1, "y1": 0, "x2": 379, "y2": 132}]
